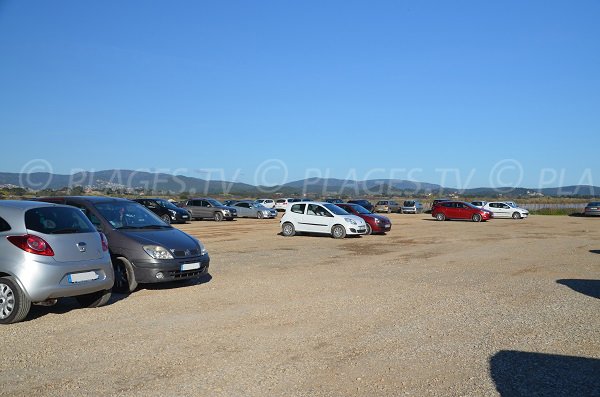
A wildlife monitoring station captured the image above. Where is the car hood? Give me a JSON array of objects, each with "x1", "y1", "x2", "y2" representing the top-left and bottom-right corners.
[
  {"x1": 367, "y1": 214, "x2": 390, "y2": 222},
  {"x1": 121, "y1": 228, "x2": 198, "y2": 250}
]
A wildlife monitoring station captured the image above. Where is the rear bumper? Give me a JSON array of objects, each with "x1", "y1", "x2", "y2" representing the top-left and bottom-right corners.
[{"x1": 130, "y1": 254, "x2": 210, "y2": 284}]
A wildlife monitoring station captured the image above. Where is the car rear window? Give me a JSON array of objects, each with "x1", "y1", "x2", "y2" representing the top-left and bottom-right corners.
[
  {"x1": 404, "y1": 201, "x2": 415, "y2": 206},
  {"x1": 0, "y1": 216, "x2": 11, "y2": 232},
  {"x1": 25, "y1": 207, "x2": 95, "y2": 234},
  {"x1": 588, "y1": 202, "x2": 600, "y2": 206}
]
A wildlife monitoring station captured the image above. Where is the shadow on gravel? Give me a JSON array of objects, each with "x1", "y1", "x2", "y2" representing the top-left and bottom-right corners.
[
  {"x1": 490, "y1": 350, "x2": 600, "y2": 397},
  {"x1": 556, "y1": 279, "x2": 600, "y2": 299},
  {"x1": 590, "y1": 250, "x2": 600, "y2": 255}
]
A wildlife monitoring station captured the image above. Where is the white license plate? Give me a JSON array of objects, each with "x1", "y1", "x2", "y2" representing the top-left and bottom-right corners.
[
  {"x1": 182, "y1": 215, "x2": 189, "y2": 218},
  {"x1": 68, "y1": 271, "x2": 99, "y2": 283},
  {"x1": 180, "y1": 262, "x2": 201, "y2": 271},
  {"x1": 384, "y1": 224, "x2": 391, "y2": 228}
]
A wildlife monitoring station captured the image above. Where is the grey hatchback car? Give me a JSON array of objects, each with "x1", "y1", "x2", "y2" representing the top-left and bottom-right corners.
[
  {"x1": 0, "y1": 201, "x2": 114, "y2": 324},
  {"x1": 35, "y1": 197, "x2": 210, "y2": 293}
]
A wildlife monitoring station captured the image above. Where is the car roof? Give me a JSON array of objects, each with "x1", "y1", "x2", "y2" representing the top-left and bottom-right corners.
[
  {"x1": 36, "y1": 195, "x2": 133, "y2": 204},
  {"x1": 0, "y1": 200, "x2": 58, "y2": 210}
]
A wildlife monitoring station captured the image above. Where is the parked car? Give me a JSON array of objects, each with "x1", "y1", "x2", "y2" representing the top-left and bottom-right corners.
[
  {"x1": 347, "y1": 199, "x2": 374, "y2": 212},
  {"x1": 0, "y1": 200, "x2": 114, "y2": 323},
  {"x1": 34, "y1": 196, "x2": 210, "y2": 293},
  {"x1": 483, "y1": 202, "x2": 529, "y2": 219},
  {"x1": 182, "y1": 198, "x2": 237, "y2": 221},
  {"x1": 325, "y1": 198, "x2": 344, "y2": 204},
  {"x1": 275, "y1": 198, "x2": 294, "y2": 211},
  {"x1": 431, "y1": 198, "x2": 450, "y2": 209},
  {"x1": 584, "y1": 202, "x2": 600, "y2": 216},
  {"x1": 280, "y1": 202, "x2": 367, "y2": 239},
  {"x1": 222, "y1": 200, "x2": 238, "y2": 207},
  {"x1": 336, "y1": 203, "x2": 391, "y2": 235},
  {"x1": 255, "y1": 199, "x2": 275, "y2": 209},
  {"x1": 231, "y1": 200, "x2": 277, "y2": 219},
  {"x1": 374, "y1": 200, "x2": 401, "y2": 213},
  {"x1": 432, "y1": 201, "x2": 493, "y2": 222},
  {"x1": 401, "y1": 200, "x2": 424, "y2": 214},
  {"x1": 132, "y1": 198, "x2": 191, "y2": 224},
  {"x1": 470, "y1": 201, "x2": 487, "y2": 208}
]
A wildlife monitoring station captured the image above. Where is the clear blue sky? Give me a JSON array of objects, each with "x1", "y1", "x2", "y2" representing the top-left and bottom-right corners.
[{"x1": 1, "y1": 0, "x2": 598, "y2": 189}]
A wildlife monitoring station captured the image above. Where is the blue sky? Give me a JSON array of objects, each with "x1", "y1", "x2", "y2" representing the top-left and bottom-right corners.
[{"x1": 0, "y1": 0, "x2": 598, "y2": 189}]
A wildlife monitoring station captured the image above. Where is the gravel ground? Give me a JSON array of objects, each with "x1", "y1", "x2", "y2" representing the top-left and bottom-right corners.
[{"x1": 1, "y1": 214, "x2": 599, "y2": 396}]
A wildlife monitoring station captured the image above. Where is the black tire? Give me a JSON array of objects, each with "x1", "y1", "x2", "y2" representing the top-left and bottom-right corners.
[
  {"x1": 160, "y1": 214, "x2": 171, "y2": 224},
  {"x1": 472, "y1": 213, "x2": 482, "y2": 222},
  {"x1": 512, "y1": 212, "x2": 521, "y2": 220},
  {"x1": 76, "y1": 289, "x2": 111, "y2": 308},
  {"x1": 0, "y1": 276, "x2": 31, "y2": 324},
  {"x1": 435, "y1": 213, "x2": 446, "y2": 221},
  {"x1": 365, "y1": 223, "x2": 373, "y2": 235},
  {"x1": 112, "y1": 258, "x2": 138, "y2": 293},
  {"x1": 214, "y1": 212, "x2": 223, "y2": 222},
  {"x1": 257, "y1": 211, "x2": 264, "y2": 219},
  {"x1": 282, "y1": 222, "x2": 295, "y2": 237},
  {"x1": 331, "y1": 225, "x2": 346, "y2": 239}
]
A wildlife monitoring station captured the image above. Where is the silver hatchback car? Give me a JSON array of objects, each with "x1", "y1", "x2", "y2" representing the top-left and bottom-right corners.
[{"x1": 0, "y1": 201, "x2": 114, "y2": 324}]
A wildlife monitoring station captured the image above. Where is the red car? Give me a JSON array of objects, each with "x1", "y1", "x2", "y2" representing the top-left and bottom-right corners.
[
  {"x1": 336, "y1": 203, "x2": 392, "y2": 234},
  {"x1": 432, "y1": 201, "x2": 493, "y2": 222}
]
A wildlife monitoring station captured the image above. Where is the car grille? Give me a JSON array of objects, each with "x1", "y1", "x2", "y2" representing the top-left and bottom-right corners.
[
  {"x1": 171, "y1": 249, "x2": 200, "y2": 258},
  {"x1": 168, "y1": 264, "x2": 208, "y2": 280}
]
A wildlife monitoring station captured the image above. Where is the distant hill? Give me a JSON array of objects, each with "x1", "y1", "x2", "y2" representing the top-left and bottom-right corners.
[{"x1": 0, "y1": 170, "x2": 598, "y2": 197}]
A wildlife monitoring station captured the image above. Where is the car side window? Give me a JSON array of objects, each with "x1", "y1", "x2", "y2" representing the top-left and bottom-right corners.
[
  {"x1": 291, "y1": 204, "x2": 305, "y2": 214},
  {"x1": 238, "y1": 203, "x2": 249, "y2": 208},
  {"x1": 0, "y1": 216, "x2": 11, "y2": 232},
  {"x1": 200, "y1": 200, "x2": 209, "y2": 207},
  {"x1": 147, "y1": 200, "x2": 157, "y2": 209},
  {"x1": 66, "y1": 200, "x2": 102, "y2": 228}
]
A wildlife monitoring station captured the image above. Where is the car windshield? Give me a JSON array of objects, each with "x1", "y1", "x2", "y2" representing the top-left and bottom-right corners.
[
  {"x1": 156, "y1": 199, "x2": 179, "y2": 210},
  {"x1": 207, "y1": 199, "x2": 223, "y2": 207},
  {"x1": 507, "y1": 202, "x2": 518, "y2": 208},
  {"x1": 25, "y1": 207, "x2": 95, "y2": 234},
  {"x1": 588, "y1": 202, "x2": 600, "y2": 206},
  {"x1": 323, "y1": 203, "x2": 349, "y2": 215},
  {"x1": 95, "y1": 202, "x2": 170, "y2": 229},
  {"x1": 404, "y1": 201, "x2": 415, "y2": 206},
  {"x1": 351, "y1": 205, "x2": 371, "y2": 214}
]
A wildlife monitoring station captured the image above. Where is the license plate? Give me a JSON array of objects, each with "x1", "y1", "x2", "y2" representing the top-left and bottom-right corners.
[
  {"x1": 384, "y1": 224, "x2": 391, "y2": 228},
  {"x1": 181, "y1": 262, "x2": 200, "y2": 271},
  {"x1": 68, "y1": 271, "x2": 99, "y2": 283},
  {"x1": 182, "y1": 215, "x2": 189, "y2": 218}
]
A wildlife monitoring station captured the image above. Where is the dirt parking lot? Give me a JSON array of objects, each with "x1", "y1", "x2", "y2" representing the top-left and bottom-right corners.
[{"x1": 1, "y1": 214, "x2": 599, "y2": 396}]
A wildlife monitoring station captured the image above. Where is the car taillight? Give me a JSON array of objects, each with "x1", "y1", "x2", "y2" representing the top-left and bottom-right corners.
[
  {"x1": 7, "y1": 234, "x2": 55, "y2": 256},
  {"x1": 99, "y1": 232, "x2": 109, "y2": 252}
]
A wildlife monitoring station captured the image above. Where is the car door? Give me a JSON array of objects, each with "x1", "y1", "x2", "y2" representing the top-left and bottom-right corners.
[
  {"x1": 198, "y1": 200, "x2": 213, "y2": 218},
  {"x1": 235, "y1": 202, "x2": 251, "y2": 217},
  {"x1": 496, "y1": 203, "x2": 511, "y2": 218},
  {"x1": 186, "y1": 200, "x2": 199, "y2": 218}
]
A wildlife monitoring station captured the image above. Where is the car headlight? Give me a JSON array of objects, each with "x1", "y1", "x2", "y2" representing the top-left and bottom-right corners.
[
  {"x1": 374, "y1": 218, "x2": 381, "y2": 223},
  {"x1": 169, "y1": 209, "x2": 177, "y2": 215},
  {"x1": 199, "y1": 241, "x2": 208, "y2": 256},
  {"x1": 344, "y1": 217, "x2": 357, "y2": 225},
  {"x1": 223, "y1": 209, "x2": 230, "y2": 214},
  {"x1": 143, "y1": 245, "x2": 174, "y2": 259}
]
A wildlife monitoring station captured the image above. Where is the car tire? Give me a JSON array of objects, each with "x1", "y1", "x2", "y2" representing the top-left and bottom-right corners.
[
  {"x1": 76, "y1": 289, "x2": 111, "y2": 308},
  {"x1": 331, "y1": 225, "x2": 346, "y2": 239},
  {"x1": 387, "y1": 208, "x2": 391, "y2": 213},
  {"x1": 160, "y1": 214, "x2": 171, "y2": 224},
  {"x1": 282, "y1": 222, "x2": 295, "y2": 237},
  {"x1": 257, "y1": 211, "x2": 264, "y2": 219},
  {"x1": 112, "y1": 257, "x2": 138, "y2": 293},
  {"x1": 435, "y1": 213, "x2": 446, "y2": 221},
  {"x1": 472, "y1": 213, "x2": 482, "y2": 222},
  {"x1": 0, "y1": 276, "x2": 31, "y2": 324},
  {"x1": 214, "y1": 212, "x2": 223, "y2": 222},
  {"x1": 365, "y1": 223, "x2": 372, "y2": 235},
  {"x1": 512, "y1": 212, "x2": 521, "y2": 219}
]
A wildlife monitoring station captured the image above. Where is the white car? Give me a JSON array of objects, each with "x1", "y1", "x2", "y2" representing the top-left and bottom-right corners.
[
  {"x1": 483, "y1": 202, "x2": 529, "y2": 219},
  {"x1": 280, "y1": 201, "x2": 367, "y2": 239},
  {"x1": 470, "y1": 201, "x2": 487, "y2": 208},
  {"x1": 255, "y1": 199, "x2": 275, "y2": 209},
  {"x1": 274, "y1": 198, "x2": 296, "y2": 211}
]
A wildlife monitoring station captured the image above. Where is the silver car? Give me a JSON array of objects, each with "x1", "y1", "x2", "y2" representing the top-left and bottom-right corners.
[
  {"x1": 401, "y1": 200, "x2": 424, "y2": 214},
  {"x1": 232, "y1": 200, "x2": 277, "y2": 219},
  {"x1": 584, "y1": 202, "x2": 600, "y2": 216},
  {"x1": 0, "y1": 201, "x2": 114, "y2": 324}
]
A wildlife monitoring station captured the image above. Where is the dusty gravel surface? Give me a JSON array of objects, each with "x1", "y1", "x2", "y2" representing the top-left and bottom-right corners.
[{"x1": 1, "y1": 214, "x2": 599, "y2": 396}]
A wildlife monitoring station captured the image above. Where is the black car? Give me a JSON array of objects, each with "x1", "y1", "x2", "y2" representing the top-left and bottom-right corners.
[
  {"x1": 347, "y1": 199, "x2": 374, "y2": 212},
  {"x1": 33, "y1": 196, "x2": 210, "y2": 293},
  {"x1": 325, "y1": 198, "x2": 344, "y2": 204},
  {"x1": 133, "y1": 198, "x2": 191, "y2": 224}
]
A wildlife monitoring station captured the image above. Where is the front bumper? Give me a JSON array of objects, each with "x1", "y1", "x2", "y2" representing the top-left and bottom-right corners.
[
  {"x1": 372, "y1": 222, "x2": 392, "y2": 233},
  {"x1": 130, "y1": 254, "x2": 210, "y2": 284}
]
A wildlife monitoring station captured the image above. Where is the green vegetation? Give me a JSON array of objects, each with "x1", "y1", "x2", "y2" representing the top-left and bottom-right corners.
[{"x1": 529, "y1": 208, "x2": 584, "y2": 216}]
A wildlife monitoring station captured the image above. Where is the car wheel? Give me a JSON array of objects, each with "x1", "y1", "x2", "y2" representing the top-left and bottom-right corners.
[
  {"x1": 257, "y1": 211, "x2": 264, "y2": 219},
  {"x1": 387, "y1": 208, "x2": 391, "y2": 213},
  {"x1": 331, "y1": 225, "x2": 346, "y2": 239},
  {"x1": 512, "y1": 212, "x2": 521, "y2": 220},
  {"x1": 0, "y1": 276, "x2": 31, "y2": 324},
  {"x1": 472, "y1": 213, "x2": 482, "y2": 222},
  {"x1": 214, "y1": 212, "x2": 223, "y2": 222},
  {"x1": 435, "y1": 213, "x2": 446, "y2": 221},
  {"x1": 282, "y1": 222, "x2": 295, "y2": 237},
  {"x1": 160, "y1": 214, "x2": 171, "y2": 224},
  {"x1": 112, "y1": 258, "x2": 137, "y2": 293},
  {"x1": 76, "y1": 289, "x2": 111, "y2": 308},
  {"x1": 365, "y1": 223, "x2": 372, "y2": 235}
]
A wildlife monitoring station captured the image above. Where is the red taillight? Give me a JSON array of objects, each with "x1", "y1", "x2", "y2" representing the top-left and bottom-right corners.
[
  {"x1": 7, "y1": 235, "x2": 55, "y2": 256},
  {"x1": 99, "y1": 232, "x2": 109, "y2": 252}
]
